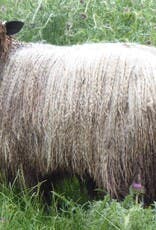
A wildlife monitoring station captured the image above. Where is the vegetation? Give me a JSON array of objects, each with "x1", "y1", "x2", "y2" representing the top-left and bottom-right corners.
[
  {"x1": 1, "y1": 0, "x2": 156, "y2": 45},
  {"x1": 0, "y1": 182, "x2": 156, "y2": 230},
  {"x1": 1, "y1": 0, "x2": 156, "y2": 229}
]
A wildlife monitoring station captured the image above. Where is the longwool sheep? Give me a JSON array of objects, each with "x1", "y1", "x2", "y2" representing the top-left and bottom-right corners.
[{"x1": 1, "y1": 20, "x2": 156, "y2": 204}]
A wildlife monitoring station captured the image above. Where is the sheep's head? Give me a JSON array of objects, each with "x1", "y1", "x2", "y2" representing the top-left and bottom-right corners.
[{"x1": 0, "y1": 20, "x2": 24, "y2": 60}]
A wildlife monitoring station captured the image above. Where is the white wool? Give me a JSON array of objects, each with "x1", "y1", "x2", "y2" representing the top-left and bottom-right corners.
[{"x1": 1, "y1": 42, "x2": 156, "y2": 202}]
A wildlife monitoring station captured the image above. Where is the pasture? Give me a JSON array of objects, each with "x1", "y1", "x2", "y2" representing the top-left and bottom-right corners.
[{"x1": 1, "y1": 0, "x2": 156, "y2": 229}]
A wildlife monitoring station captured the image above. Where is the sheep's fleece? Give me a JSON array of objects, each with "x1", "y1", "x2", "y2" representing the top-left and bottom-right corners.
[{"x1": 1, "y1": 39, "x2": 156, "y2": 203}]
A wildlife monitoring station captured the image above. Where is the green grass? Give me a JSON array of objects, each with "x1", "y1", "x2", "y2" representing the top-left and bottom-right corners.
[
  {"x1": 1, "y1": 0, "x2": 156, "y2": 229},
  {"x1": 0, "y1": 183, "x2": 156, "y2": 230},
  {"x1": 1, "y1": 0, "x2": 156, "y2": 45}
]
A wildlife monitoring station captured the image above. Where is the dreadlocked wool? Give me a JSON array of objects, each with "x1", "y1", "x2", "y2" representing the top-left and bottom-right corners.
[{"x1": 1, "y1": 41, "x2": 156, "y2": 203}]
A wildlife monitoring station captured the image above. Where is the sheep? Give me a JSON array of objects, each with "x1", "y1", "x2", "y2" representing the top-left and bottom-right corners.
[{"x1": 1, "y1": 20, "x2": 156, "y2": 204}]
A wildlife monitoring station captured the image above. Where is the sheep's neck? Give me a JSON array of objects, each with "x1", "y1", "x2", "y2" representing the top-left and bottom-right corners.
[
  {"x1": 0, "y1": 37, "x2": 24, "y2": 86},
  {"x1": 1, "y1": 38, "x2": 23, "y2": 60},
  {"x1": 0, "y1": 28, "x2": 12, "y2": 61}
]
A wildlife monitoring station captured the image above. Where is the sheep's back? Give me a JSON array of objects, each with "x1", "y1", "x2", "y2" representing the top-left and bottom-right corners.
[{"x1": 1, "y1": 43, "x2": 156, "y2": 191}]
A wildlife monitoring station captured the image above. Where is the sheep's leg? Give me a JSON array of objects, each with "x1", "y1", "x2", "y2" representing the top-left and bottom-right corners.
[{"x1": 78, "y1": 174, "x2": 97, "y2": 199}]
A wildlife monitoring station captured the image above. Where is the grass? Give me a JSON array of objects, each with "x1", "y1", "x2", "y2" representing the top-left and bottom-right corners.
[
  {"x1": 0, "y1": 183, "x2": 156, "y2": 230},
  {"x1": 1, "y1": 0, "x2": 156, "y2": 45},
  {"x1": 1, "y1": 0, "x2": 156, "y2": 229}
]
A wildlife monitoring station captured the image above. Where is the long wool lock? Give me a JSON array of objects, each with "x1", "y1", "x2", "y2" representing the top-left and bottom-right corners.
[{"x1": 0, "y1": 20, "x2": 156, "y2": 204}]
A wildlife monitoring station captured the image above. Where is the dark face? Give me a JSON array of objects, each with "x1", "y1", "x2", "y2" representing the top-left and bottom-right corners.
[
  {"x1": 0, "y1": 20, "x2": 24, "y2": 59},
  {"x1": 0, "y1": 22, "x2": 7, "y2": 58},
  {"x1": 0, "y1": 20, "x2": 24, "y2": 85}
]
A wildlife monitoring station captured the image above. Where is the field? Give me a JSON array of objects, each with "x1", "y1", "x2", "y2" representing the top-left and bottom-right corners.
[{"x1": 1, "y1": 0, "x2": 156, "y2": 229}]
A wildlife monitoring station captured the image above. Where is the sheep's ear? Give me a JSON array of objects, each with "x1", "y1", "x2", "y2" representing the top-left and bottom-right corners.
[{"x1": 5, "y1": 21, "x2": 24, "y2": 36}]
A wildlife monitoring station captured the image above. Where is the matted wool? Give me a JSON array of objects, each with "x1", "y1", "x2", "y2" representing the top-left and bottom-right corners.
[{"x1": 1, "y1": 42, "x2": 156, "y2": 203}]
